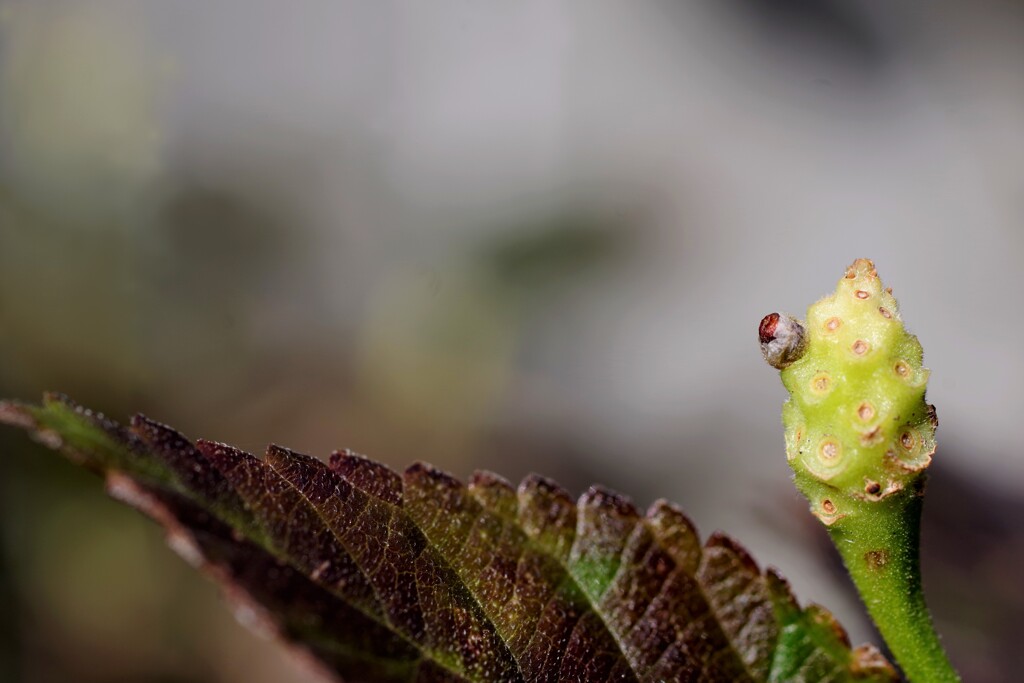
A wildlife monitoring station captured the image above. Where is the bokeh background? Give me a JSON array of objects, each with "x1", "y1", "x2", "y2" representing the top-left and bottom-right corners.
[{"x1": 1, "y1": 1, "x2": 1023, "y2": 681}]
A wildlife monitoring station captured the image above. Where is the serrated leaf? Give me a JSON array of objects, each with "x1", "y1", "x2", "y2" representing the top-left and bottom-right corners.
[{"x1": 0, "y1": 394, "x2": 899, "y2": 683}]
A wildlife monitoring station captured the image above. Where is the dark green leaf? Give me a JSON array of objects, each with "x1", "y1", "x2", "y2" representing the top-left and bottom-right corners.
[{"x1": 0, "y1": 394, "x2": 898, "y2": 682}]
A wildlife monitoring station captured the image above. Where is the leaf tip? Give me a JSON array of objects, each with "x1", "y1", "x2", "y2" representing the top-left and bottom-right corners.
[
  {"x1": 645, "y1": 499, "x2": 702, "y2": 571},
  {"x1": 196, "y1": 439, "x2": 256, "y2": 468},
  {"x1": 806, "y1": 604, "x2": 852, "y2": 648},
  {"x1": 330, "y1": 449, "x2": 403, "y2": 505},
  {"x1": 516, "y1": 473, "x2": 575, "y2": 522},
  {"x1": 579, "y1": 484, "x2": 640, "y2": 520},
  {"x1": 645, "y1": 498, "x2": 695, "y2": 528},
  {"x1": 265, "y1": 443, "x2": 319, "y2": 467},
  {"x1": 704, "y1": 531, "x2": 760, "y2": 575},
  {"x1": 851, "y1": 644, "x2": 901, "y2": 680},
  {"x1": 468, "y1": 469, "x2": 512, "y2": 489},
  {"x1": 517, "y1": 472, "x2": 571, "y2": 499},
  {"x1": 130, "y1": 413, "x2": 192, "y2": 451},
  {"x1": 403, "y1": 461, "x2": 462, "y2": 494},
  {"x1": 468, "y1": 470, "x2": 516, "y2": 517},
  {"x1": 516, "y1": 474, "x2": 576, "y2": 553}
]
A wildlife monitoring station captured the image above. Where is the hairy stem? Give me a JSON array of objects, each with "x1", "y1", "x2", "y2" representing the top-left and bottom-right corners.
[{"x1": 826, "y1": 489, "x2": 957, "y2": 682}]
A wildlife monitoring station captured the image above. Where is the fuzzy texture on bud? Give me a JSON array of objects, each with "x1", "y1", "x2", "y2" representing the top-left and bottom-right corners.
[
  {"x1": 762, "y1": 259, "x2": 958, "y2": 682},
  {"x1": 769, "y1": 258, "x2": 936, "y2": 524}
]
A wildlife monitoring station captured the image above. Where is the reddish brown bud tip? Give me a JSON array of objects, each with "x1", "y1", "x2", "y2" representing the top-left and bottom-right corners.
[
  {"x1": 759, "y1": 313, "x2": 808, "y2": 369},
  {"x1": 759, "y1": 313, "x2": 780, "y2": 344}
]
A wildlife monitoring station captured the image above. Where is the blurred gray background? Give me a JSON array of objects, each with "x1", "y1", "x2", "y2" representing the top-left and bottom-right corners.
[{"x1": 1, "y1": 1, "x2": 1022, "y2": 681}]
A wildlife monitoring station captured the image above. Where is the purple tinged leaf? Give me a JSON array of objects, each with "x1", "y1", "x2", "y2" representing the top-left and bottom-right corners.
[
  {"x1": 698, "y1": 533, "x2": 777, "y2": 680},
  {"x1": 467, "y1": 470, "x2": 518, "y2": 521},
  {"x1": 330, "y1": 450, "x2": 403, "y2": 506},
  {"x1": 0, "y1": 396, "x2": 900, "y2": 683},
  {"x1": 516, "y1": 474, "x2": 576, "y2": 563}
]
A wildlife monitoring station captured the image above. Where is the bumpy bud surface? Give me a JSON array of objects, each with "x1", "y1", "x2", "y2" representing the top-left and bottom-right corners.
[
  {"x1": 762, "y1": 260, "x2": 959, "y2": 683},
  {"x1": 769, "y1": 258, "x2": 936, "y2": 524}
]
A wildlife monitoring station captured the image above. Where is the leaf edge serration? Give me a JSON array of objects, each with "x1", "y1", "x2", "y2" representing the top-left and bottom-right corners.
[{"x1": 1, "y1": 393, "x2": 898, "y2": 683}]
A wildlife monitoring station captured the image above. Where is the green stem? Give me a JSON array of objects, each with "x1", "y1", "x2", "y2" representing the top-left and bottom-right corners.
[{"x1": 826, "y1": 487, "x2": 959, "y2": 682}]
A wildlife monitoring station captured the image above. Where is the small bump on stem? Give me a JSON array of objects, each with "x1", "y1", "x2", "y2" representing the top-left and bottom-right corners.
[
  {"x1": 759, "y1": 313, "x2": 808, "y2": 369},
  {"x1": 816, "y1": 497, "x2": 846, "y2": 525},
  {"x1": 865, "y1": 549, "x2": 889, "y2": 570}
]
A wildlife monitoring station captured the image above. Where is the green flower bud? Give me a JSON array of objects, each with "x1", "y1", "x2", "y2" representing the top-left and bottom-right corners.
[
  {"x1": 761, "y1": 259, "x2": 959, "y2": 682},
  {"x1": 766, "y1": 258, "x2": 936, "y2": 524}
]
